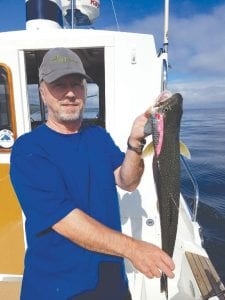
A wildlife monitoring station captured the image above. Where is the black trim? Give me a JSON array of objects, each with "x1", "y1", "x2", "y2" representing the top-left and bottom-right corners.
[{"x1": 26, "y1": 0, "x2": 63, "y2": 27}]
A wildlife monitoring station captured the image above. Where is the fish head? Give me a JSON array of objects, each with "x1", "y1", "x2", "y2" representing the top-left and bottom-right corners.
[
  {"x1": 154, "y1": 93, "x2": 183, "y2": 129},
  {"x1": 151, "y1": 93, "x2": 183, "y2": 157}
]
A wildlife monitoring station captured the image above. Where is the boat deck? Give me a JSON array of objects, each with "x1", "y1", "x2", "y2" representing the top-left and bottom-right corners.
[
  {"x1": 186, "y1": 251, "x2": 225, "y2": 299},
  {"x1": 0, "y1": 281, "x2": 21, "y2": 300}
]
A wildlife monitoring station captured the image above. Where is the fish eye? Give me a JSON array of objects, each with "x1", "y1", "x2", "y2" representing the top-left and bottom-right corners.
[{"x1": 164, "y1": 105, "x2": 171, "y2": 112}]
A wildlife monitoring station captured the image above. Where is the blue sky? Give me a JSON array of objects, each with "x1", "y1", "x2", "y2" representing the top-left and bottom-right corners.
[{"x1": 0, "y1": 0, "x2": 225, "y2": 107}]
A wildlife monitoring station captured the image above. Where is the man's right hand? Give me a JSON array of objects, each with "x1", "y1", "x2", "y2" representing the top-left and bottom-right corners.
[{"x1": 125, "y1": 238, "x2": 175, "y2": 279}]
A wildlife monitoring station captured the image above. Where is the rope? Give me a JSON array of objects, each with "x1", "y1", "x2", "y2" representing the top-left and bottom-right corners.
[{"x1": 110, "y1": 0, "x2": 120, "y2": 31}]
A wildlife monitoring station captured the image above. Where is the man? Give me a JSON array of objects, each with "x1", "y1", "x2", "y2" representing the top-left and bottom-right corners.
[{"x1": 10, "y1": 48, "x2": 174, "y2": 300}]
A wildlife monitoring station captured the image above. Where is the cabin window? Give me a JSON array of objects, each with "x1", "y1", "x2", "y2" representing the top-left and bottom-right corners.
[
  {"x1": 25, "y1": 48, "x2": 105, "y2": 130},
  {"x1": 0, "y1": 65, "x2": 16, "y2": 151},
  {"x1": 84, "y1": 83, "x2": 99, "y2": 119},
  {"x1": 28, "y1": 84, "x2": 46, "y2": 123}
]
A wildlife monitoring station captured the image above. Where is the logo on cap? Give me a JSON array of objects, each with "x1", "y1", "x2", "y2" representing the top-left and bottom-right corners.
[{"x1": 51, "y1": 55, "x2": 78, "y2": 64}]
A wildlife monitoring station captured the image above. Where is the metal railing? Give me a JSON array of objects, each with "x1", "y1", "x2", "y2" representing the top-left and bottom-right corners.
[
  {"x1": 180, "y1": 155, "x2": 199, "y2": 222},
  {"x1": 158, "y1": 0, "x2": 199, "y2": 222},
  {"x1": 161, "y1": 58, "x2": 168, "y2": 91}
]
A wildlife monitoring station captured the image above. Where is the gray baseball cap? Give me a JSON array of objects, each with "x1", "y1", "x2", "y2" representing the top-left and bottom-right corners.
[{"x1": 39, "y1": 48, "x2": 92, "y2": 83}]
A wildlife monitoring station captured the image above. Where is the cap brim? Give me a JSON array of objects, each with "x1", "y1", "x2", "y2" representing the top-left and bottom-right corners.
[{"x1": 42, "y1": 70, "x2": 93, "y2": 83}]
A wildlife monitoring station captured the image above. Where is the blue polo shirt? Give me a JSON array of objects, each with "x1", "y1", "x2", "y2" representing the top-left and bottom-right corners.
[{"x1": 10, "y1": 124, "x2": 127, "y2": 300}]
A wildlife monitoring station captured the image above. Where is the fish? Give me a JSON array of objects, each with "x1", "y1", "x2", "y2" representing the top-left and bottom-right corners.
[{"x1": 143, "y1": 93, "x2": 190, "y2": 299}]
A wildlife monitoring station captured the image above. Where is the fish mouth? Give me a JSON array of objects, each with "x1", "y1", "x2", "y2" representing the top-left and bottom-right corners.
[
  {"x1": 154, "y1": 93, "x2": 183, "y2": 113},
  {"x1": 155, "y1": 90, "x2": 173, "y2": 106}
]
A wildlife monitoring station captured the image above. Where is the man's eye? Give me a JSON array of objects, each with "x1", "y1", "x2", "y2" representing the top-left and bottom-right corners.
[
  {"x1": 73, "y1": 83, "x2": 84, "y2": 89},
  {"x1": 54, "y1": 83, "x2": 64, "y2": 88}
]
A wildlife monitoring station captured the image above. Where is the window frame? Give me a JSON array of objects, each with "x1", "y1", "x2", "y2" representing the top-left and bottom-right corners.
[{"x1": 25, "y1": 48, "x2": 105, "y2": 130}]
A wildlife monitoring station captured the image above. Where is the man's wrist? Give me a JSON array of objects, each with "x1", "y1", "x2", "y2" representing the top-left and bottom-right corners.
[{"x1": 127, "y1": 137, "x2": 146, "y2": 154}]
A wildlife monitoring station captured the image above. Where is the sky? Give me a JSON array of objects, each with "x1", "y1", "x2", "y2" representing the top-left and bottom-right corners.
[{"x1": 0, "y1": 0, "x2": 225, "y2": 107}]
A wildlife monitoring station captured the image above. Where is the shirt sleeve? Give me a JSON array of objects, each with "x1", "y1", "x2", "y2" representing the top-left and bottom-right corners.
[{"x1": 10, "y1": 139, "x2": 76, "y2": 237}]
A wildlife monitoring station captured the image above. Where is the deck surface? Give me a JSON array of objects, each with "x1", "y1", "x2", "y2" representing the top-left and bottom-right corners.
[
  {"x1": 0, "y1": 281, "x2": 21, "y2": 300},
  {"x1": 186, "y1": 251, "x2": 225, "y2": 299}
]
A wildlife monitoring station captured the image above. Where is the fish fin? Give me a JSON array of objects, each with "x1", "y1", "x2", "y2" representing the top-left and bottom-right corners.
[
  {"x1": 180, "y1": 141, "x2": 191, "y2": 159},
  {"x1": 161, "y1": 273, "x2": 168, "y2": 299},
  {"x1": 142, "y1": 142, "x2": 154, "y2": 158}
]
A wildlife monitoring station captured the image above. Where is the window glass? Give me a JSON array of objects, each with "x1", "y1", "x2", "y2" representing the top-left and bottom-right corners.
[
  {"x1": 28, "y1": 84, "x2": 46, "y2": 122},
  {"x1": 27, "y1": 82, "x2": 100, "y2": 127},
  {"x1": 0, "y1": 68, "x2": 11, "y2": 129},
  {"x1": 0, "y1": 66, "x2": 16, "y2": 150},
  {"x1": 84, "y1": 83, "x2": 99, "y2": 119}
]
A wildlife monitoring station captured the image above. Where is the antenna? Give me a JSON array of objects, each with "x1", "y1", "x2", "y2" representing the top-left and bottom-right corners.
[
  {"x1": 71, "y1": 0, "x2": 75, "y2": 28},
  {"x1": 163, "y1": 0, "x2": 169, "y2": 54},
  {"x1": 161, "y1": 0, "x2": 170, "y2": 91},
  {"x1": 110, "y1": 0, "x2": 120, "y2": 31}
]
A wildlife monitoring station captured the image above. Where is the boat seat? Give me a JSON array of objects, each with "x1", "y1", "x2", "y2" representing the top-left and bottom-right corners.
[
  {"x1": 185, "y1": 251, "x2": 225, "y2": 299},
  {"x1": 0, "y1": 280, "x2": 22, "y2": 300}
]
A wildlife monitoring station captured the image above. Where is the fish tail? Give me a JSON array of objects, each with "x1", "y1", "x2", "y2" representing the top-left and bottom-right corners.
[{"x1": 160, "y1": 273, "x2": 168, "y2": 299}]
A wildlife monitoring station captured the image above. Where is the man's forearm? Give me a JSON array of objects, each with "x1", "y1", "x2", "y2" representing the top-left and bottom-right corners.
[
  {"x1": 52, "y1": 208, "x2": 175, "y2": 280},
  {"x1": 115, "y1": 136, "x2": 145, "y2": 192},
  {"x1": 116, "y1": 151, "x2": 144, "y2": 191},
  {"x1": 52, "y1": 208, "x2": 133, "y2": 258}
]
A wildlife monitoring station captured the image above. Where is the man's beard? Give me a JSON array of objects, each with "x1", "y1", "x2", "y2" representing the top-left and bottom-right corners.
[
  {"x1": 57, "y1": 110, "x2": 83, "y2": 123},
  {"x1": 48, "y1": 105, "x2": 84, "y2": 124}
]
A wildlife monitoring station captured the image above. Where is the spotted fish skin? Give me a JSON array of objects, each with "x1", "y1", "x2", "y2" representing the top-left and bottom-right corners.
[{"x1": 151, "y1": 93, "x2": 183, "y2": 297}]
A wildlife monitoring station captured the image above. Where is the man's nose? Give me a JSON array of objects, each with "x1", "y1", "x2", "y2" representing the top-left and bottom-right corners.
[{"x1": 65, "y1": 87, "x2": 77, "y2": 98}]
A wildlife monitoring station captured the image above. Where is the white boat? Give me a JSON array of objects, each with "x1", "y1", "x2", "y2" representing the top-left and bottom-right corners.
[{"x1": 0, "y1": 1, "x2": 224, "y2": 299}]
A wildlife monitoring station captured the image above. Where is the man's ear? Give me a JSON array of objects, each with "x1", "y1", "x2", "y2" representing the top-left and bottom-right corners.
[{"x1": 39, "y1": 83, "x2": 46, "y2": 104}]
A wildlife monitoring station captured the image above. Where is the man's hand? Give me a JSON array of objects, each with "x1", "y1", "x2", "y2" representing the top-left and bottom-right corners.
[
  {"x1": 128, "y1": 111, "x2": 151, "y2": 147},
  {"x1": 125, "y1": 239, "x2": 175, "y2": 279}
]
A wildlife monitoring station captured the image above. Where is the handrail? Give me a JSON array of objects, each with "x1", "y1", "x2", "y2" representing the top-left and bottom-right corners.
[
  {"x1": 161, "y1": 58, "x2": 168, "y2": 91},
  {"x1": 180, "y1": 155, "x2": 199, "y2": 222}
]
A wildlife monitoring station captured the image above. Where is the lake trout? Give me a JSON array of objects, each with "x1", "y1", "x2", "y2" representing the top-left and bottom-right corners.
[{"x1": 143, "y1": 93, "x2": 186, "y2": 299}]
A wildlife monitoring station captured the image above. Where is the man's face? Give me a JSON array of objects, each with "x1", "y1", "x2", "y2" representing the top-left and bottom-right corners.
[{"x1": 40, "y1": 74, "x2": 86, "y2": 125}]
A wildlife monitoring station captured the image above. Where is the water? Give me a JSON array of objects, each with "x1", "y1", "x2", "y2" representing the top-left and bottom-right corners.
[{"x1": 180, "y1": 104, "x2": 225, "y2": 284}]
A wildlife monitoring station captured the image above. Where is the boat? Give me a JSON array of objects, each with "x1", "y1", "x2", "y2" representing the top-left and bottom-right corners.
[{"x1": 0, "y1": 0, "x2": 224, "y2": 299}]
